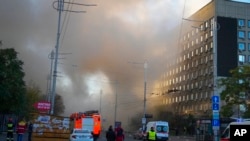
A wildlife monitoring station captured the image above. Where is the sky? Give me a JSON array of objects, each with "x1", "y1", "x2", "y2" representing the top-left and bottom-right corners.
[{"x1": 0, "y1": 0, "x2": 211, "y2": 128}]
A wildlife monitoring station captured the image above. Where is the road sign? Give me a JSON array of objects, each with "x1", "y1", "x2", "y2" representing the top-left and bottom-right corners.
[
  {"x1": 213, "y1": 111, "x2": 219, "y2": 119},
  {"x1": 212, "y1": 96, "x2": 219, "y2": 103},
  {"x1": 212, "y1": 119, "x2": 220, "y2": 126},
  {"x1": 212, "y1": 103, "x2": 219, "y2": 110}
]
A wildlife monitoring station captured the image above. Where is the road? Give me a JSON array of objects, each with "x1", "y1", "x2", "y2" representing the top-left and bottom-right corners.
[{"x1": 0, "y1": 132, "x2": 195, "y2": 141}]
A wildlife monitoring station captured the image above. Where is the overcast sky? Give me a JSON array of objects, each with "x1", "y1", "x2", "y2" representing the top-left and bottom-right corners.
[{"x1": 0, "y1": 0, "x2": 211, "y2": 127}]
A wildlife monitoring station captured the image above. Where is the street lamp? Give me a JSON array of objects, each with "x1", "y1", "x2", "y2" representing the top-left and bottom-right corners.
[{"x1": 128, "y1": 60, "x2": 148, "y2": 131}]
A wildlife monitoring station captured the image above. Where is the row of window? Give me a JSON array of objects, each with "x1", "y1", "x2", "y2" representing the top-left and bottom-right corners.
[
  {"x1": 163, "y1": 92, "x2": 212, "y2": 104},
  {"x1": 182, "y1": 18, "x2": 215, "y2": 41},
  {"x1": 238, "y1": 19, "x2": 250, "y2": 28},
  {"x1": 238, "y1": 54, "x2": 250, "y2": 63},
  {"x1": 238, "y1": 42, "x2": 250, "y2": 51},
  {"x1": 182, "y1": 104, "x2": 209, "y2": 112},
  {"x1": 238, "y1": 30, "x2": 250, "y2": 39}
]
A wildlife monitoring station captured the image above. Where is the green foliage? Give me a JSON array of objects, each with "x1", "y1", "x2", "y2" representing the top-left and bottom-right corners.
[
  {"x1": 218, "y1": 66, "x2": 250, "y2": 118},
  {"x1": 25, "y1": 81, "x2": 44, "y2": 114},
  {"x1": 220, "y1": 105, "x2": 234, "y2": 118},
  {"x1": 0, "y1": 48, "x2": 26, "y2": 115},
  {"x1": 243, "y1": 104, "x2": 250, "y2": 118},
  {"x1": 54, "y1": 94, "x2": 65, "y2": 115}
]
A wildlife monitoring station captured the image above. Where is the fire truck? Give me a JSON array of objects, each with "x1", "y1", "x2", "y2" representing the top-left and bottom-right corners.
[{"x1": 70, "y1": 110, "x2": 102, "y2": 137}]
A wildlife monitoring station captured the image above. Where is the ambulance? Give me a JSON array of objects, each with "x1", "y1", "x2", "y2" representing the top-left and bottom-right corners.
[
  {"x1": 220, "y1": 120, "x2": 250, "y2": 141},
  {"x1": 146, "y1": 121, "x2": 169, "y2": 141}
]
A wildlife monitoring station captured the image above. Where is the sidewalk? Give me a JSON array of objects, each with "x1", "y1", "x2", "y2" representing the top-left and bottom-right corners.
[{"x1": 0, "y1": 132, "x2": 28, "y2": 140}]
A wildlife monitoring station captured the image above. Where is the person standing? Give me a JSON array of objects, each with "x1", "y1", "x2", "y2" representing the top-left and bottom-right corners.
[
  {"x1": 28, "y1": 121, "x2": 33, "y2": 141},
  {"x1": 16, "y1": 119, "x2": 26, "y2": 141},
  {"x1": 115, "y1": 125, "x2": 124, "y2": 141},
  {"x1": 106, "y1": 125, "x2": 116, "y2": 141},
  {"x1": 147, "y1": 127, "x2": 157, "y2": 141},
  {"x1": 6, "y1": 118, "x2": 15, "y2": 141}
]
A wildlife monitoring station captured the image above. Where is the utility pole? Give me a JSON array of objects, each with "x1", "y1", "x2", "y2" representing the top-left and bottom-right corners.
[
  {"x1": 50, "y1": 0, "x2": 96, "y2": 115},
  {"x1": 100, "y1": 89, "x2": 102, "y2": 115},
  {"x1": 48, "y1": 50, "x2": 54, "y2": 103},
  {"x1": 143, "y1": 61, "x2": 147, "y2": 131},
  {"x1": 128, "y1": 60, "x2": 148, "y2": 131},
  {"x1": 114, "y1": 81, "x2": 118, "y2": 127},
  {"x1": 50, "y1": 0, "x2": 63, "y2": 115}
]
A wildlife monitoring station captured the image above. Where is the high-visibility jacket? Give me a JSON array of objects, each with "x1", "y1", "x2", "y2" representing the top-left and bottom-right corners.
[
  {"x1": 148, "y1": 131, "x2": 156, "y2": 140},
  {"x1": 7, "y1": 121, "x2": 14, "y2": 132}
]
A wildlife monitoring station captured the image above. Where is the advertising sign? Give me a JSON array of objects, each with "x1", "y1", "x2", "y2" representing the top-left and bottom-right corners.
[{"x1": 33, "y1": 101, "x2": 51, "y2": 112}]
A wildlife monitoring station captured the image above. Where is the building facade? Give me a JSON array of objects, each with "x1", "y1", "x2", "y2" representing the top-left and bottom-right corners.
[{"x1": 156, "y1": 0, "x2": 250, "y2": 117}]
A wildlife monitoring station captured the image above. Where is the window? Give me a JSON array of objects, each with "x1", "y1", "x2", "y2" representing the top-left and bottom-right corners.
[
  {"x1": 238, "y1": 19, "x2": 245, "y2": 27},
  {"x1": 248, "y1": 20, "x2": 250, "y2": 28},
  {"x1": 239, "y1": 55, "x2": 245, "y2": 63},
  {"x1": 238, "y1": 42, "x2": 245, "y2": 51},
  {"x1": 248, "y1": 55, "x2": 250, "y2": 63},
  {"x1": 248, "y1": 31, "x2": 250, "y2": 39},
  {"x1": 248, "y1": 43, "x2": 250, "y2": 51},
  {"x1": 238, "y1": 31, "x2": 245, "y2": 39}
]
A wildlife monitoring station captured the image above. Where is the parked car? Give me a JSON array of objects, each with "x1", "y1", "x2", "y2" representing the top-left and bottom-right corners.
[
  {"x1": 70, "y1": 129, "x2": 93, "y2": 141},
  {"x1": 133, "y1": 129, "x2": 145, "y2": 140}
]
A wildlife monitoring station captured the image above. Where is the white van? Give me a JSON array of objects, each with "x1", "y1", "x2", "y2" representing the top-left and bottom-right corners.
[
  {"x1": 220, "y1": 121, "x2": 250, "y2": 141},
  {"x1": 146, "y1": 121, "x2": 169, "y2": 141}
]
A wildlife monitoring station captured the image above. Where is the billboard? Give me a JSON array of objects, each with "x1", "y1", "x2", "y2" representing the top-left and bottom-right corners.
[{"x1": 33, "y1": 101, "x2": 51, "y2": 112}]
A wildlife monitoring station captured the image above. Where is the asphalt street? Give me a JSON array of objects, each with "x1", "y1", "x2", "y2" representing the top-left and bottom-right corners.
[{"x1": 0, "y1": 132, "x2": 195, "y2": 141}]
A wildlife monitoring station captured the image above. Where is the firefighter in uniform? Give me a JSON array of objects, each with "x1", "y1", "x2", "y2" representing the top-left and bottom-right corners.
[
  {"x1": 6, "y1": 118, "x2": 14, "y2": 141},
  {"x1": 147, "y1": 127, "x2": 157, "y2": 141}
]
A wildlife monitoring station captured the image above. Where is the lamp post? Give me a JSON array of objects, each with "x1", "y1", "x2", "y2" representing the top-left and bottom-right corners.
[{"x1": 128, "y1": 60, "x2": 148, "y2": 131}]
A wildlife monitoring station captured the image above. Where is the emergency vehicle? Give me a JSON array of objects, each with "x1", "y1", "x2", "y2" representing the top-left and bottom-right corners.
[
  {"x1": 70, "y1": 110, "x2": 102, "y2": 137},
  {"x1": 220, "y1": 119, "x2": 250, "y2": 141},
  {"x1": 146, "y1": 121, "x2": 169, "y2": 141}
]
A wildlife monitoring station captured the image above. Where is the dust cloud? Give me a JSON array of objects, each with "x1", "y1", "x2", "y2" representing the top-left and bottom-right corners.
[{"x1": 0, "y1": 0, "x2": 211, "y2": 129}]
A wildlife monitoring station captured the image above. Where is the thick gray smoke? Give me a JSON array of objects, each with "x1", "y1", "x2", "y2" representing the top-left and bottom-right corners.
[{"x1": 0, "y1": 0, "x2": 211, "y2": 129}]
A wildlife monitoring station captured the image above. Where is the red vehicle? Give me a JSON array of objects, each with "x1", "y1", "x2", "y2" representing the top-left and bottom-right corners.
[{"x1": 70, "y1": 110, "x2": 102, "y2": 137}]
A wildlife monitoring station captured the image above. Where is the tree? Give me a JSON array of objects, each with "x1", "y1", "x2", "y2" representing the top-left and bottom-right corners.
[
  {"x1": 218, "y1": 66, "x2": 250, "y2": 118},
  {"x1": 0, "y1": 48, "x2": 26, "y2": 115},
  {"x1": 220, "y1": 104, "x2": 234, "y2": 118},
  {"x1": 25, "y1": 81, "x2": 44, "y2": 115},
  {"x1": 54, "y1": 94, "x2": 65, "y2": 115}
]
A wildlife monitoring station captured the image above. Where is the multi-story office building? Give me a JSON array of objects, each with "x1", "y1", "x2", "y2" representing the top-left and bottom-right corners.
[{"x1": 156, "y1": 0, "x2": 250, "y2": 117}]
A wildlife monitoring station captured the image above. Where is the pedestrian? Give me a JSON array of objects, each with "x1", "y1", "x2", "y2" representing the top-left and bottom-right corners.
[
  {"x1": 183, "y1": 126, "x2": 187, "y2": 135},
  {"x1": 16, "y1": 119, "x2": 27, "y2": 141},
  {"x1": 6, "y1": 118, "x2": 15, "y2": 141},
  {"x1": 147, "y1": 127, "x2": 157, "y2": 141},
  {"x1": 175, "y1": 127, "x2": 179, "y2": 136},
  {"x1": 115, "y1": 125, "x2": 124, "y2": 141},
  {"x1": 28, "y1": 121, "x2": 33, "y2": 141},
  {"x1": 106, "y1": 125, "x2": 116, "y2": 141}
]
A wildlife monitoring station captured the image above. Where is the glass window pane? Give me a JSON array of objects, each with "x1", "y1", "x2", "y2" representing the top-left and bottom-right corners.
[
  {"x1": 238, "y1": 19, "x2": 245, "y2": 27},
  {"x1": 238, "y1": 43, "x2": 245, "y2": 51},
  {"x1": 239, "y1": 31, "x2": 245, "y2": 38},
  {"x1": 239, "y1": 55, "x2": 245, "y2": 62}
]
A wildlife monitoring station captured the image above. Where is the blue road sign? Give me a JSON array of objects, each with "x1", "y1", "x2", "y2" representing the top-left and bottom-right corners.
[
  {"x1": 212, "y1": 96, "x2": 219, "y2": 103},
  {"x1": 212, "y1": 119, "x2": 220, "y2": 126},
  {"x1": 212, "y1": 103, "x2": 219, "y2": 110},
  {"x1": 213, "y1": 111, "x2": 219, "y2": 119}
]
